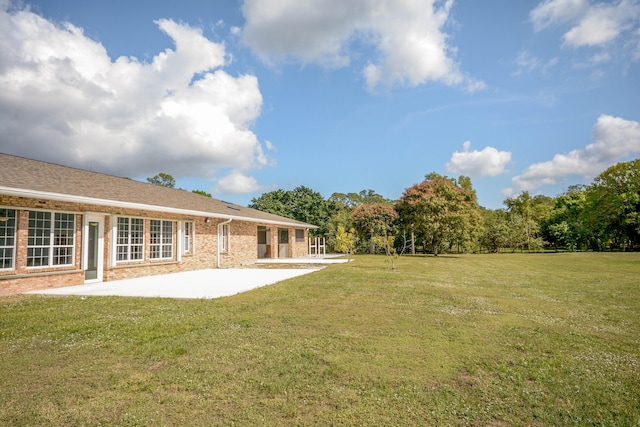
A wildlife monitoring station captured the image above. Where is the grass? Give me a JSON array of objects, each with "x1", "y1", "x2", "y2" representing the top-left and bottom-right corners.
[{"x1": 1, "y1": 253, "x2": 639, "y2": 426}]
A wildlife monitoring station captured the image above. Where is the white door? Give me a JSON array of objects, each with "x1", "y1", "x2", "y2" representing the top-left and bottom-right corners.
[{"x1": 84, "y1": 216, "x2": 104, "y2": 282}]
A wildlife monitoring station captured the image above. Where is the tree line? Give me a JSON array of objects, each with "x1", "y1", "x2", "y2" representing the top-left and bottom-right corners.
[{"x1": 248, "y1": 159, "x2": 640, "y2": 255}]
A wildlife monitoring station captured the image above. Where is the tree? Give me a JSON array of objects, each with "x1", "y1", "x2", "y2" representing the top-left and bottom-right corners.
[
  {"x1": 147, "y1": 173, "x2": 176, "y2": 188},
  {"x1": 326, "y1": 207, "x2": 353, "y2": 252},
  {"x1": 480, "y1": 208, "x2": 510, "y2": 253},
  {"x1": 584, "y1": 159, "x2": 640, "y2": 250},
  {"x1": 249, "y1": 186, "x2": 337, "y2": 236},
  {"x1": 326, "y1": 189, "x2": 393, "y2": 252},
  {"x1": 289, "y1": 186, "x2": 337, "y2": 233},
  {"x1": 192, "y1": 189, "x2": 212, "y2": 197},
  {"x1": 396, "y1": 174, "x2": 483, "y2": 256},
  {"x1": 504, "y1": 192, "x2": 552, "y2": 252},
  {"x1": 352, "y1": 203, "x2": 398, "y2": 254},
  {"x1": 334, "y1": 225, "x2": 358, "y2": 261},
  {"x1": 249, "y1": 189, "x2": 291, "y2": 217},
  {"x1": 329, "y1": 189, "x2": 391, "y2": 210},
  {"x1": 545, "y1": 185, "x2": 589, "y2": 251}
]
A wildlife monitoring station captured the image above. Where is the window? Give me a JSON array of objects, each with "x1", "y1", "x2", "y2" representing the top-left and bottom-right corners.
[
  {"x1": 116, "y1": 217, "x2": 144, "y2": 262},
  {"x1": 258, "y1": 226, "x2": 268, "y2": 245},
  {"x1": 28, "y1": 211, "x2": 50, "y2": 267},
  {"x1": 53, "y1": 213, "x2": 75, "y2": 266},
  {"x1": 295, "y1": 229, "x2": 305, "y2": 243},
  {"x1": 150, "y1": 220, "x2": 173, "y2": 259},
  {"x1": 0, "y1": 209, "x2": 16, "y2": 270},
  {"x1": 219, "y1": 223, "x2": 230, "y2": 253},
  {"x1": 183, "y1": 221, "x2": 194, "y2": 254},
  {"x1": 27, "y1": 211, "x2": 75, "y2": 267}
]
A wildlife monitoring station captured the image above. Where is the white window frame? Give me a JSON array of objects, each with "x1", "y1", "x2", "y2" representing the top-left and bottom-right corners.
[
  {"x1": 183, "y1": 221, "x2": 195, "y2": 255},
  {"x1": 0, "y1": 208, "x2": 16, "y2": 270},
  {"x1": 150, "y1": 219, "x2": 173, "y2": 260},
  {"x1": 27, "y1": 210, "x2": 75, "y2": 268},
  {"x1": 115, "y1": 217, "x2": 144, "y2": 262},
  {"x1": 219, "y1": 223, "x2": 230, "y2": 253}
]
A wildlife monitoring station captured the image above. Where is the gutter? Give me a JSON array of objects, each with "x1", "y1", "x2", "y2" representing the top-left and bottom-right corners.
[
  {"x1": 0, "y1": 186, "x2": 318, "y2": 229},
  {"x1": 217, "y1": 218, "x2": 232, "y2": 268}
]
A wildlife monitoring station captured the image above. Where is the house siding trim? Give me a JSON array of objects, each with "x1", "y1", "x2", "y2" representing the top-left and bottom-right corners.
[{"x1": 0, "y1": 186, "x2": 314, "y2": 228}]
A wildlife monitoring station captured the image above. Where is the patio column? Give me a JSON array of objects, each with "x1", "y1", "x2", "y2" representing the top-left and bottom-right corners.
[{"x1": 269, "y1": 226, "x2": 278, "y2": 258}]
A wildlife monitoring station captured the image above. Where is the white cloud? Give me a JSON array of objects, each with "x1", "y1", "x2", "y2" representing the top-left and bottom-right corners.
[
  {"x1": 216, "y1": 171, "x2": 264, "y2": 194},
  {"x1": 633, "y1": 27, "x2": 640, "y2": 60},
  {"x1": 562, "y1": 5, "x2": 627, "y2": 47},
  {"x1": 0, "y1": 3, "x2": 270, "y2": 192},
  {"x1": 446, "y1": 141, "x2": 512, "y2": 177},
  {"x1": 264, "y1": 140, "x2": 276, "y2": 151},
  {"x1": 509, "y1": 114, "x2": 640, "y2": 192},
  {"x1": 513, "y1": 50, "x2": 559, "y2": 75},
  {"x1": 529, "y1": 0, "x2": 589, "y2": 31},
  {"x1": 241, "y1": 0, "x2": 484, "y2": 91},
  {"x1": 530, "y1": 0, "x2": 640, "y2": 50}
]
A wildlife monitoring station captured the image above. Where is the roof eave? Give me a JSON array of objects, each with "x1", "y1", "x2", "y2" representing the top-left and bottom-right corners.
[{"x1": 0, "y1": 186, "x2": 319, "y2": 229}]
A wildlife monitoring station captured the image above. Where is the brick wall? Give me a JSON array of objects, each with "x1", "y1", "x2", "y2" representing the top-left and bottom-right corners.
[
  {"x1": 0, "y1": 271, "x2": 85, "y2": 296},
  {"x1": 0, "y1": 202, "x2": 85, "y2": 295},
  {"x1": 0, "y1": 195, "x2": 311, "y2": 295},
  {"x1": 292, "y1": 229, "x2": 310, "y2": 258},
  {"x1": 102, "y1": 218, "x2": 219, "y2": 282},
  {"x1": 219, "y1": 220, "x2": 259, "y2": 267}
]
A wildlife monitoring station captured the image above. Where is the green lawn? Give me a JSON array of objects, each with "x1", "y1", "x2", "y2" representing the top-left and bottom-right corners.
[{"x1": 1, "y1": 253, "x2": 639, "y2": 426}]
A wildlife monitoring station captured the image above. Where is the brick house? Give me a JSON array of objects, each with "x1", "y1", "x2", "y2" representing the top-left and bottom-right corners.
[{"x1": 0, "y1": 153, "x2": 317, "y2": 295}]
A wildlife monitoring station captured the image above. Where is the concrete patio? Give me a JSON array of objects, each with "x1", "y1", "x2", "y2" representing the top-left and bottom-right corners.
[{"x1": 26, "y1": 255, "x2": 350, "y2": 299}]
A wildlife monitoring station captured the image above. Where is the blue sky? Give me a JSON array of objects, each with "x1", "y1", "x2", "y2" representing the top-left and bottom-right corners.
[{"x1": 1, "y1": 0, "x2": 639, "y2": 209}]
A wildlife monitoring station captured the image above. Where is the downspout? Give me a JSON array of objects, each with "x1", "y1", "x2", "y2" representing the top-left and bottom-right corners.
[{"x1": 217, "y1": 218, "x2": 232, "y2": 268}]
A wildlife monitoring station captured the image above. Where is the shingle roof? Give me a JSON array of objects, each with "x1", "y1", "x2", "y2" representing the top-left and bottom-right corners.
[{"x1": 0, "y1": 153, "x2": 316, "y2": 228}]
